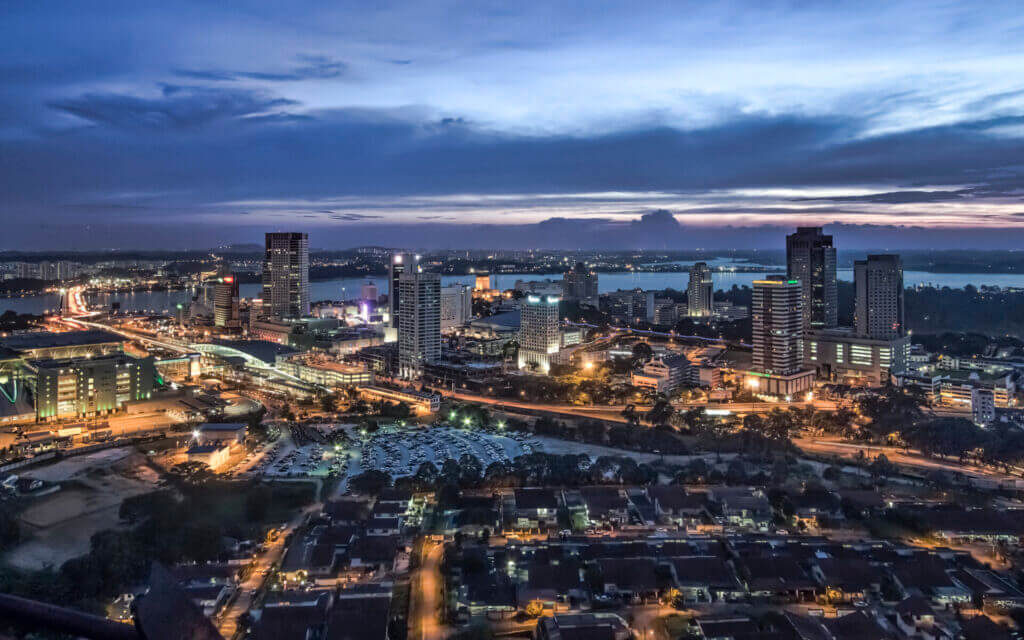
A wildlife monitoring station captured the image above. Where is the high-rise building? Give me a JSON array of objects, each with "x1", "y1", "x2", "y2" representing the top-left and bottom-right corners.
[
  {"x1": 398, "y1": 270, "x2": 441, "y2": 379},
  {"x1": 441, "y1": 284, "x2": 473, "y2": 330},
  {"x1": 753, "y1": 276, "x2": 803, "y2": 375},
  {"x1": 389, "y1": 253, "x2": 419, "y2": 328},
  {"x1": 475, "y1": 273, "x2": 492, "y2": 291},
  {"x1": 261, "y1": 232, "x2": 309, "y2": 320},
  {"x1": 214, "y1": 274, "x2": 240, "y2": 329},
  {"x1": 562, "y1": 262, "x2": 598, "y2": 304},
  {"x1": 517, "y1": 294, "x2": 561, "y2": 374},
  {"x1": 687, "y1": 262, "x2": 714, "y2": 317},
  {"x1": 854, "y1": 254, "x2": 905, "y2": 340},
  {"x1": 786, "y1": 227, "x2": 837, "y2": 329},
  {"x1": 750, "y1": 276, "x2": 815, "y2": 396}
]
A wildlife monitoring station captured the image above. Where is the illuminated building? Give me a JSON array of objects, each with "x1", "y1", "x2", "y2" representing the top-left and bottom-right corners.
[
  {"x1": 475, "y1": 273, "x2": 491, "y2": 291},
  {"x1": 687, "y1": 262, "x2": 713, "y2": 317},
  {"x1": 750, "y1": 276, "x2": 814, "y2": 395},
  {"x1": 804, "y1": 327, "x2": 910, "y2": 386},
  {"x1": 398, "y1": 269, "x2": 441, "y2": 379},
  {"x1": 786, "y1": 227, "x2": 837, "y2": 329},
  {"x1": 854, "y1": 254, "x2": 905, "y2": 340},
  {"x1": 213, "y1": 274, "x2": 240, "y2": 329},
  {"x1": 25, "y1": 353, "x2": 155, "y2": 421},
  {"x1": 261, "y1": 232, "x2": 309, "y2": 320},
  {"x1": 518, "y1": 294, "x2": 561, "y2": 374},
  {"x1": 389, "y1": 252, "x2": 419, "y2": 328}
]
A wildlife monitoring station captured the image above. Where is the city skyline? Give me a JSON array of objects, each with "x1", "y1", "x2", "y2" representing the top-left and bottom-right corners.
[{"x1": 4, "y1": 2, "x2": 1024, "y2": 249}]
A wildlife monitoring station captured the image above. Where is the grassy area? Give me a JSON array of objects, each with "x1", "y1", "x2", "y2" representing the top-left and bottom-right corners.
[{"x1": 656, "y1": 613, "x2": 693, "y2": 639}]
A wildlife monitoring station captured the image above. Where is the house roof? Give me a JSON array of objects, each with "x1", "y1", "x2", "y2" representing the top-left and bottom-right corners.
[
  {"x1": 515, "y1": 488, "x2": 559, "y2": 510},
  {"x1": 597, "y1": 557, "x2": 659, "y2": 591},
  {"x1": 668, "y1": 556, "x2": 741, "y2": 590}
]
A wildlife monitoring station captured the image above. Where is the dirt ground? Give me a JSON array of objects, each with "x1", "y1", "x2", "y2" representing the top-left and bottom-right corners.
[{"x1": 4, "y1": 447, "x2": 161, "y2": 571}]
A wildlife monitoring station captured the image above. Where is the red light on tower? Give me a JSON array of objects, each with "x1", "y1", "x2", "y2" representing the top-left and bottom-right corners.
[{"x1": 223, "y1": 276, "x2": 234, "y2": 283}]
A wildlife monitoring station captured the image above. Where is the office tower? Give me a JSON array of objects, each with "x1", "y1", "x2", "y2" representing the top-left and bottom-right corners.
[
  {"x1": 752, "y1": 276, "x2": 803, "y2": 375},
  {"x1": 786, "y1": 227, "x2": 837, "y2": 329},
  {"x1": 562, "y1": 262, "x2": 598, "y2": 304},
  {"x1": 360, "y1": 282, "x2": 379, "y2": 302},
  {"x1": 261, "y1": 232, "x2": 309, "y2": 320},
  {"x1": 214, "y1": 274, "x2": 240, "y2": 329},
  {"x1": 441, "y1": 284, "x2": 473, "y2": 330},
  {"x1": 854, "y1": 254, "x2": 905, "y2": 340},
  {"x1": 475, "y1": 273, "x2": 492, "y2": 291},
  {"x1": 687, "y1": 262, "x2": 714, "y2": 317},
  {"x1": 517, "y1": 293, "x2": 561, "y2": 374},
  {"x1": 389, "y1": 253, "x2": 419, "y2": 328},
  {"x1": 398, "y1": 270, "x2": 441, "y2": 379}
]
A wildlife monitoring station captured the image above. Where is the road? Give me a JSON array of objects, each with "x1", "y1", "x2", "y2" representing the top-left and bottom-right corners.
[
  {"x1": 793, "y1": 436, "x2": 1022, "y2": 484},
  {"x1": 409, "y1": 541, "x2": 447, "y2": 640},
  {"x1": 216, "y1": 503, "x2": 321, "y2": 639}
]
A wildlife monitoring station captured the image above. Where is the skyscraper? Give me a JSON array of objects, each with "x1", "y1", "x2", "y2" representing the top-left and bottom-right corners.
[
  {"x1": 786, "y1": 227, "x2": 837, "y2": 329},
  {"x1": 687, "y1": 262, "x2": 713, "y2": 317},
  {"x1": 752, "y1": 276, "x2": 803, "y2": 376},
  {"x1": 562, "y1": 262, "x2": 598, "y2": 304},
  {"x1": 518, "y1": 293, "x2": 561, "y2": 374},
  {"x1": 398, "y1": 269, "x2": 441, "y2": 379},
  {"x1": 854, "y1": 254, "x2": 905, "y2": 339},
  {"x1": 214, "y1": 274, "x2": 240, "y2": 329},
  {"x1": 389, "y1": 252, "x2": 419, "y2": 328},
  {"x1": 261, "y1": 232, "x2": 309, "y2": 320}
]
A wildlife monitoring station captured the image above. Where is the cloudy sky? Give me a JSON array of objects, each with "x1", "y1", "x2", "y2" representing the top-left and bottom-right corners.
[{"x1": 4, "y1": 1, "x2": 1024, "y2": 249}]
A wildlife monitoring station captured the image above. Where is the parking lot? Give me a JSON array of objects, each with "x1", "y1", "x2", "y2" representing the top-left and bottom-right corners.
[{"x1": 246, "y1": 423, "x2": 545, "y2": 490}]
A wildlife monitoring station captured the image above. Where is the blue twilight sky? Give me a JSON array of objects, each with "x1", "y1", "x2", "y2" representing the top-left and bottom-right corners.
[{"x1": 3, "y1": 0, "x2": 1024, "y2": 250}]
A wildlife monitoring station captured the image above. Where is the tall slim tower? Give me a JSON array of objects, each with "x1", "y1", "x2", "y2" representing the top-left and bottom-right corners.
[
  {"x1": 786, "y1": 227, "x2": 837, "y2": 329},
  {"x1": 398, "y1": 269, "x2": 441, "y2": 379},
  {"x1": 214, "y1": 274, "x2": 240, "y2": 328},
  {"x1": 518, "y1": 294, "x2": 562, "y2": 374},
  {"x1": 752, "y1": 276, "x2": 803, "y2": 376},
  {"x1": 687, "y1": 262, "x2": 713, "y2": 317},
  {"x1": 389, "y1": 253, "x2": 419, "y2": 328},
  {"x1": 261, "y1": 232, "x2": 309, "y2": 320},
  {"x1": 854, "y1": 254, "x2": 904, "y2": 339}
]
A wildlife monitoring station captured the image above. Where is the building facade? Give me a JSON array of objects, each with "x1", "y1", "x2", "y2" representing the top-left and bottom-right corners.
[
  {"x1": 26, "y1": 354, "x2": 155, "y2": 421},
  {"x1": 687, "y1": 262, "x2": 714, "y2": 317},
  {"x1": 751, "y1": 276, "x2": 814, "y2": 396},
  {"x1": 214, "y1": 274, "x2": 240, "y2": 329},
  {"x1": 398, "y1": 270, "x2": 441, "y2": 379},
  {"x1": 786, "y1": 227, "x2": 837, "y2": 329},
  {"x1": 261, "y1": 232, "x2": 309, "y2": 320},
  {"x1": 854, "y1": 254, "x2": 905, "y2": 340},
  {"x1": 518, "y1": 294, "x2": 561, "y2": 374},
  {"x1": 562, "y1": 262, "x2": 598, "y2": 305},
  {"x1": 804, "y1": 328, "x2": 910, "y2": 387},
  {"x1": 441, "y1": 284, "x2": 474, "y2": 330},
  {"x1": 389, "y1": 252, "x2": 419, "y2": 328}
]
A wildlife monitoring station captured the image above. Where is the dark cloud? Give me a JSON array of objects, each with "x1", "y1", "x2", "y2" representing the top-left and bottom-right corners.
[
  {"x1": 328, "y1": 213, "x2": 384, "y2": 221},
  {"x1": 48, "y1": 85, "x2": 298, "y2": 130},
  {"x1": 792, "y1": 190, "x2": 973, "y2": 204},
  {"x1": 176, "y1": 55, "x2": 348, "y2": 83}
]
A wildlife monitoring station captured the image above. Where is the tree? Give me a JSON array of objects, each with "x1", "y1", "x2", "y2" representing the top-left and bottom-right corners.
[
  {"x1": 458, "y1": 454, "x2": 483, "y2": 487},
  {"x1": 412, "y1": 462, "x2": 439, "y2": 489},
  {"x1": 319, "y1": 394, "x2": 337, "y2": 413},
  {"x1": 524, "y1": 599, "x2": 545, "y2": 618},
  {"x1": 348, "y1": 470, "x2": 392, "y2": 495},
  {"x1": 632, "y1": 341, "x2": 653, "y2": 361},
  {"x1": 646, "y1": 397, "x2": 674, "y2": 427}
]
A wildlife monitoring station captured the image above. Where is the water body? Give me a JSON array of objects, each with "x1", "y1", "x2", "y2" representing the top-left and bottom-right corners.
[{"x1": 5, "y1": 269, "x2": 1024, "y2": 315}]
